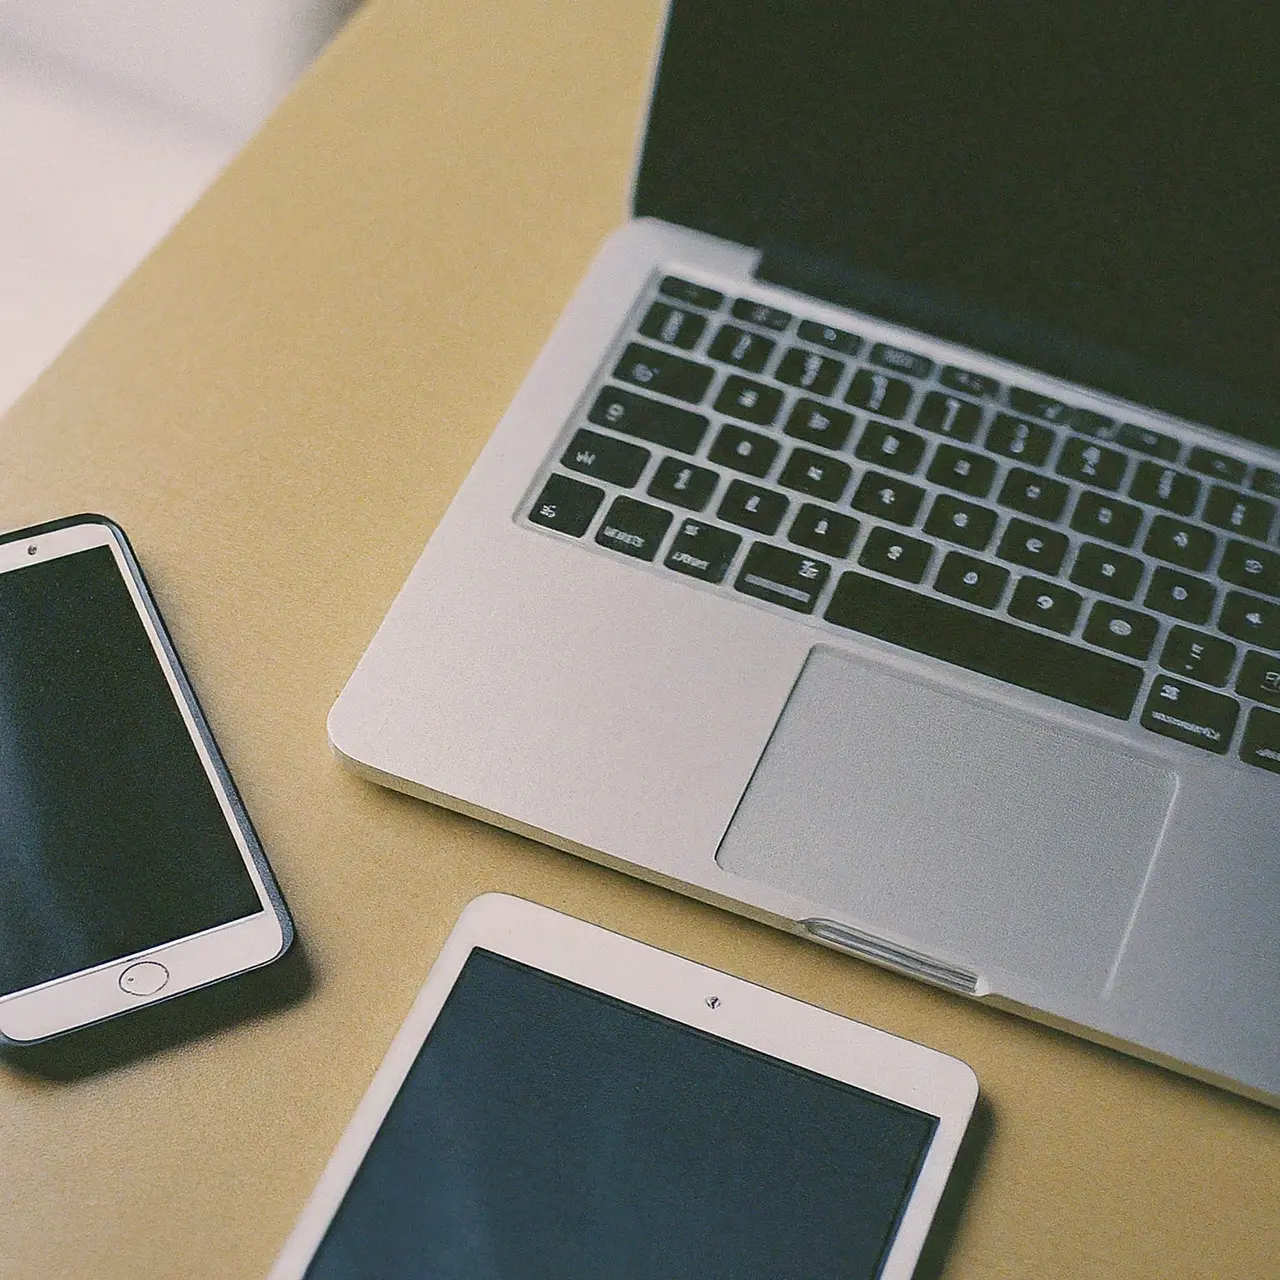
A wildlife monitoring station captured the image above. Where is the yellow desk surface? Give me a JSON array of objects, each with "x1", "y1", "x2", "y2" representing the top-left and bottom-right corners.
[{"x1": 1, "y1": 2, "x2": 1276, "y2": 1276}]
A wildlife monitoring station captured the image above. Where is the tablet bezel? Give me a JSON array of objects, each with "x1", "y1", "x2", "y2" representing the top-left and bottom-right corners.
[{"x1": 269, "y1": 893, "x2": 978, "y2": 1280}]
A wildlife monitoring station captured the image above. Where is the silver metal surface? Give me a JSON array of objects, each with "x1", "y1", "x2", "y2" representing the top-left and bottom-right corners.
[
  {"x1": 718, "y1": 646, "x2": 1177, "y2": 993},
  {"x1": 330, "y1": 218, "x2": 1280, "y2": 1105}
]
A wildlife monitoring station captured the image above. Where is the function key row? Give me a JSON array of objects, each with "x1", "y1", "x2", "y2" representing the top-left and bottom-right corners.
[{"x1": 650, "y1": 276, "x2": 1277, "y2": 502}]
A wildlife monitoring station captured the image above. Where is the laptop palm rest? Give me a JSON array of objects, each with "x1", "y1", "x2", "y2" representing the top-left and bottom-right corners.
[{"x1": 716, "y1": 647, "x2": 1177, "y2": 996}]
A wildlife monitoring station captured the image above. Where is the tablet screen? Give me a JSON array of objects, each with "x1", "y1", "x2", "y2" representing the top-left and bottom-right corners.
[{"x1": 305, "y1": 949, "x2": 938, "y2": 1279}]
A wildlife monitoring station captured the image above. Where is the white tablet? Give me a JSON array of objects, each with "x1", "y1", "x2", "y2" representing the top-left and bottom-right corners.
[{"x1": 270, "y1": 895, "x2": 978, "y2": 1280}]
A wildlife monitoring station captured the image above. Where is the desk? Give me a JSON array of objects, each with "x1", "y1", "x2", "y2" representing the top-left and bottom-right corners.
[{"x1": 1, "y1": 2, "x2": 1276, "y2": 1276}]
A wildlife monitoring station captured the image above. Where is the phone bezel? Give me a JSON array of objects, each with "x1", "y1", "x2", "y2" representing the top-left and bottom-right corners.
[
  {"x1": 0, "y1": 517, "x2": 286, "y2": 1042},
  {"x1": 269, "y1": 893, "x2": 978, "y2": 1280}
]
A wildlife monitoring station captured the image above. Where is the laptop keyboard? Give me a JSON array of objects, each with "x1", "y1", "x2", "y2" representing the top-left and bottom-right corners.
[{"x1": 522, "y1": 273, "x2": 1280, "y2": 777}]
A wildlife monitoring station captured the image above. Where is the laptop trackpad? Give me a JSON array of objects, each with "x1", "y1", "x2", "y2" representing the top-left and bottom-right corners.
[{"x1": 716, "y1": 647, "x2": 1177, "y2": 995}]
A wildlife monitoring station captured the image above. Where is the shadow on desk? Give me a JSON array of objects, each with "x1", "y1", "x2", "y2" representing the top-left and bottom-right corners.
[
  {"x1": 0, "y1": 936, "x2": 313, "y2": 1081},
  {"x1": 914, "y1": 1094, "x2": 994, "y2": 1280}
]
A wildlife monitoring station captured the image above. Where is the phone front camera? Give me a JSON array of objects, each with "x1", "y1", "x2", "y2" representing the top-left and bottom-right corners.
[{"x1": 26, "y1": 545, "x2": 37, "y2": 555}]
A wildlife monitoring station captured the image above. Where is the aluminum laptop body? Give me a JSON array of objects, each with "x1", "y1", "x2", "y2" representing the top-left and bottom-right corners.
[{"x1": 330, "y1": 1, "x2": 1280, "y2": 1105}]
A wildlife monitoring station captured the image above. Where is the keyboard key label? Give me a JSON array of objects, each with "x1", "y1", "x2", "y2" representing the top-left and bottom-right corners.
[
  {"x1": 594, "y1": 496, "x2": 673, "y2": 561},
  {"x1": 735, "y1": 544, "x2": 830, "y2": 613},
  {"x1": 1140, "y1": 677, "x2": 1239, "y2": 754},
  {"x1": 1240, "y1": 707, "x2": 1280, "y2": 774},
  {"x1": 528, "y1": 474, "x2": 604, "y2": 537},
  {"x1": 664, "y1": 521, "x2": 741, "y2": 584}
]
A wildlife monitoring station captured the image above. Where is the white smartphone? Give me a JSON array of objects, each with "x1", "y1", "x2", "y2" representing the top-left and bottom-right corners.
[
  {"x1": 0, "y1": 515, "x2": 292, "y2": 1044},
  {"x1": 270, "y1": 894, "x2": 978, "y2": 1280}
]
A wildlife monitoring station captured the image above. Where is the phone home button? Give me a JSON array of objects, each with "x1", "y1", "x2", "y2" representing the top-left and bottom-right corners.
[{"x1": 118, "y1": 961, "x2": 170, "y2": 997}]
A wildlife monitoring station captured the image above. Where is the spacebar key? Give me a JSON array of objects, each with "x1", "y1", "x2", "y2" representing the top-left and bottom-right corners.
[{"x1": 824, "y1": 571, "x2": 1143, "y2": 719}]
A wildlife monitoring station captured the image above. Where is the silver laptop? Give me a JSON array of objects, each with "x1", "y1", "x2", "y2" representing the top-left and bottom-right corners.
[{"x1": 331, "y1": 0, "x2": 1280, "y2": 1106}]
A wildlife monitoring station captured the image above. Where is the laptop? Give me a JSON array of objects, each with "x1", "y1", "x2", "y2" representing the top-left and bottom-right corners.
[{"x1": 330, "y1": 0, "x2": 1280, "y2": 1106}]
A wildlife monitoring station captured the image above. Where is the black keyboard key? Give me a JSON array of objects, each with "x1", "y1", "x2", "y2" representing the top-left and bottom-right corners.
[
  {"x1": 663, "y1": 519, "x2": 741, "y2": 584},
  {"x1": 797, "y1": 320, "x2": 863, "y2": 356},
  {"x1": 589, "y1": 386, "x2": 709, "y2": 454},
  {"x1": 778, "y1": 448, "x2": 853, "y2": 502},
  {"x1": 934, "y1": 552, "x2": 1009, "y2": 609},
  {"x1": 594, "y1": 495, "x2": 672, "y2": 561},
  {"x1": 914, "y1": 391, "x2": 983, "y2": 442},
  {"x1": 1240, "y1": 707, "x2": 1280, "y2": 774},
  {"x1": 927, "y1": 444, "x2": 997, "y2": 497},
  {"x1": 1251, "y1": 467, "x2": 1280, "y2": 499},
  {"x1": 714, "y1": 375, "x2": 784, "y2": 426},
  {"x1": 1069, "y1": 490, "x2": 1143, "y2": 546},
  {"x1": 1007, "y1": 387, "x2": 1074, "y2": 426},
  {"x1": 924, "y1": 494, "x2": 998, "y2": 550},
  {"x1": 1237, "y1": 650, "x2": 1280, "y2": 707},
  {"x1": 647, "y1": 457, "x2": 719, "y2": 510},
  {"x1": 1143, "y1": 516, "x2": 1217, "y2": 571},
  {"x1": 659, "y1": 276, "x2": 724, "y2": 310},
  {"x1": 1083, "y1": 601, "x2": 1159, "y2": 660},
  {"x1": 614, "y1": 343, "x2": 714, "y2": 403},
  {"x1": 1142, "y1": 677, "x2": 1239, "y2": 754},
  {"x1": 850, "y1": 472, "x2": 926, "y2": 525},
  {"x1": 998, "y1": 468, "x2": 1070, "y2": 521},
  {"x1": 854, "y1": 421, "x2": 926, "y2": 473},
  {"x1": 1061, "y1": 408, "x2": 1122, "y2": 440},
  {"x1": 1069, "y1": 543, "x2": 1144, "y2": 600},
  {"x1": 1203, "y1": 486, "x2": 1276, "y2": 541},
  {"x1": 1128, "y1": 461, "x2": 1200, "y2": 516},
  {"x1": 1219, "y1": 591, "x2": 1280, "y2": 649},
  {"x1": 997, "y1": 518, "x2": 1070, "y2": 575},
  {"x1": 708, "y1": 423, "x2": 781, "y2": 477},
  {"x1": 939, "y1": 365, "x2": 1000, "y2": 399},
  {"x1": 528, "y1": 474, "x2": 604, "y2": 537},
  {"x1": 708, "y1": 324, "x2": 775, "y2": 373},
  {"x1": 1117, "y1": 423, "x2": 1180, "y2": 461},
  {"x1": 561, "y1": 429, "x2": 649, "y2": 486},
  {"x1": 1056, "y1": 437, "x2": 1128, "y2": 491},
  {"x1": 824, "y1": 571, "x2": 1143, "y2": 719},
  {"x1": 1159, "y1": 626, "x2": 1236, "y2": 686},
  {"x1": 736, "y1": 543, "x2": 829, "y2": 613},
  {"x1": 731, "y1": 298, "x2": 792, "y2": 330},
  {"x1": 638, "y1": 302, "x2": 707, "y2": 351},
  {"x1": 858, "y1": 528, "x2": 933, "y2": 583},
  {"x1": 550, "y1": 434, "x2": 623, "y2": 500},
  {"x1": 1187, "y1": 447, "x2": 1248, "y2": 484},
  {"x1": 1219, "y1": 541, "x2": 1280, "y2": 598},
  {"x1": 1146, "y1": 567, "x2": 1216, "y2": 624},
  {"x1": 789, "y1": 504, "x2": 860, "y2": 558},
  {"x1": 846, "y1": 368, "x2": 912, "y2": 418},
  {"x1": 1009, "y1": 577, "x2": 1083, "y2": 634},
  {"x1": 869, "y1": 343, "x2": 933, "y2": 379},
  {"x1": 783, "y1": 398, "x2": 855, "y2": 450},
  {"x1": 718, "y1": 480, "x2": 789, "y2": 535},
  {"x1": 775, "y1": 347, "x2": 844, "y2": 396},
  {"x1": 986, "y1": 414, "x2": 1056, "y2": 466}
]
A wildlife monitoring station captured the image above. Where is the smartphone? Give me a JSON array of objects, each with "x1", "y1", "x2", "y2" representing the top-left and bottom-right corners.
[{"x1": 0, "y1": 515, "x2": 293, "y2": 1043}]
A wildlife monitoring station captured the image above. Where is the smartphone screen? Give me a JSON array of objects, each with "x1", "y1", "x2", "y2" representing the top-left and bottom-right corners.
[{"x1": 0, "y1": 543, "x2": 264, "y2": 998}]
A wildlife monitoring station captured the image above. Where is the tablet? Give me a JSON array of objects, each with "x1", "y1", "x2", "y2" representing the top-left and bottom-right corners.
[{"x1": 269, "y1": 895, "x2": 978, "y2": 1280}]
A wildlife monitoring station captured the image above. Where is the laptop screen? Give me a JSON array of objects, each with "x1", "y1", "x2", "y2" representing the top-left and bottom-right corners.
[{"x1": 635, "y1": 1, "x2": 1278, "y2": 443}]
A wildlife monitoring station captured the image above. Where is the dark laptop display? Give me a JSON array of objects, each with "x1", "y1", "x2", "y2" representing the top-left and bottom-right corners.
[{"x1": 636, "y1": 0, "x2": 1278, "y2": 442}]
